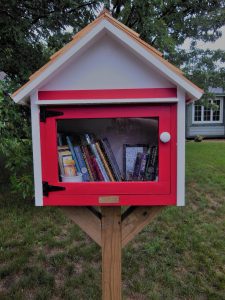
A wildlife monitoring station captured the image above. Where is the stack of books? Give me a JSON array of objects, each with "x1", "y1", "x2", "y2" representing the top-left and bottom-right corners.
[
  {"x1": 57, "y1": 133, "x2": 122, "y2": 182},
  {"x1": 131, "y1": 146, "x2": 158, "y2": 181},
  {"x1": 57, "y1": 133, "x2": 158, "y2": 182}
]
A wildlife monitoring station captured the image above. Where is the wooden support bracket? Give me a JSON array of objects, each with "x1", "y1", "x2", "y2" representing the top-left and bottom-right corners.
[
  {"x1": 61, "y1": 206, "x2": 163, "y2": 248},
  {"x1": 61, "y1": 205, "x2": 164, "y2": 300},
  {"x1": 121, "y1": 206, "x2": 163, "y2": 247},
  {"x1": 61, "y1": 206, "x2": 101, "y2": 246}
]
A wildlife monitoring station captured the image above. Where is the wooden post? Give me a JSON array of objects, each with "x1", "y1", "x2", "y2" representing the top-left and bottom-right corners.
[{"x1": 101, "y1": 207, "x2": 122, "y2": 300}]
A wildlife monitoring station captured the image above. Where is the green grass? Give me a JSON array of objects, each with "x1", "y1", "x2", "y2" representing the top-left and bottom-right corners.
[{"x1": 0, "y1": 141, "x2": 225, "y2": 299}]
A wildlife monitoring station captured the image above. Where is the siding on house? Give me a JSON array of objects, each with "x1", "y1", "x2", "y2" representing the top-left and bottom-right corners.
[{"x1": 186, "y1": 90, "x2": 225, "y2": 138}]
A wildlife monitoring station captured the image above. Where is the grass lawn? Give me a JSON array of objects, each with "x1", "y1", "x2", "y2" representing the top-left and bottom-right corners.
[{"x1": 0, "y1": 141, "x2": 225, "y2": 299}]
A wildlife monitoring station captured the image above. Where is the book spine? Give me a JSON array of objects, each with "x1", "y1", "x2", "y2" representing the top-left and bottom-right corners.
[
  {"x1": 92, "y1": 157, "x2": 104, "y2": 181},
  {"x1": 66, "y1": 136, "x2": 82, "y2": 174},
  {"x1": 74, "y1": 145, "x2": 90, "y2": 182},
  {"x1": 152, "y1": 146, "x2": 158, "y2": 180},
  {"x1": 95, "y1": 142, "x2": 115, "y2": 181},
  {"x1": 145, "y1": 146, "x2": 158, "y2": 181},
  {"x1": 80, "y1": 145, "x2": 94, "y2": 181},
  {"x1": 84, "y1": 134, "x2": 110, "y2": 182},
  {"x1": 99, "y1": 140, "x2": 118, "y2": 180},
  {"x1": 132, "y1": 153, "x2": 142, "y2": 180},
  {"x1": 101, "y1": 138, "x2": 122, "y2": 181},
  {"x1": 82, "y1": 145, "x2": 98, "y2": 181},
  {"x1": 139, "y1": 153, "x2": 147, "y2": 180},
  {"x1": 143, "y1": 154, "x2": 149, "y2": 181},
  {"x1": 58, "y1": 155, "x2": 65, "y2": 176}
]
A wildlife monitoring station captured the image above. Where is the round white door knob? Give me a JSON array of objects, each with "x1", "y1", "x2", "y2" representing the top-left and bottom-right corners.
[{"x1": 160, "y1": 132, "x2": 171, "y2": 143}]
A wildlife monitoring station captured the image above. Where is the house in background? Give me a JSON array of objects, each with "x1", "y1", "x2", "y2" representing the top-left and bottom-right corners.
[
  {"x1": 186, "y1": 87, "x2": 225, "y2": 138},
  {"x1": 0, "y1": 71, "x2": 6, "y2": 81}
]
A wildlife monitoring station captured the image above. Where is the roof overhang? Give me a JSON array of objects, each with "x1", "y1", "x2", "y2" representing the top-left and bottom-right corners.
[{"x1": 12, "y1": 15, "x2": 203, "y2": 105}]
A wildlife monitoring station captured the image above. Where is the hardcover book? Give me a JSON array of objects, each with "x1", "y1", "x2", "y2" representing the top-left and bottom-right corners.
[
  {"x1": 62, "y1": 155, "x2": 77, "y2": 176},
  {"x1": 66, "y1": 136, "x2": 82, "y2": 174},
  {"x1": 124, "y1": 144, "x2": 149, "y2": 181},
  {"x1": 95, "y1": 142, "x2": 115, "y2": 181},
  {"x1": 145, "y1": 146, "x2": 158, "y2": 181},
  {"x1": 74, "y1": 145, "x2": 90, "y2": 182},
  {"x1": 132, "y1": 152, "x2": 143, "y2": 180},
  {"x1": 101, "y1": 138, "x2": 122, "y2": 181},
  {"x1": 80, "y1": 145, "x2": 94, "y2": 181},
  {"x1": 83, "y1": 134, "x2": 110, "y2": 182},
  {"x1": 82, "y1": 145, "x2": 98, "y2": 181}
]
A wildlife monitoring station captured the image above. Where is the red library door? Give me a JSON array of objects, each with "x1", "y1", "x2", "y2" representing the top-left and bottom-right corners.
[{"x1": 40, "y1": 104, "x2": 177, "y2": 206}]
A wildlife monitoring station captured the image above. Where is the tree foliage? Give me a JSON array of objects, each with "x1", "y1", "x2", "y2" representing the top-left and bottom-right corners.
[
  {"x1": 0, "y1": 0, "x2": 224, "y2": 197},
  {"x1": 1, "y1": 0, "x2": 224, "y2": 88},
  {"x1": 0, "y1": 0, "x2": 101, "y2": 84}
]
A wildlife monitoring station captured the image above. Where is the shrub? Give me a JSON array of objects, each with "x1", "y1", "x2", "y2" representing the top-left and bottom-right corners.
[
  {"x1": 194, "y1": 135, "x2": 204, "y2": 142},
  {"x1": 0, "y1": 81, "x2": 33, "y2": 198}
]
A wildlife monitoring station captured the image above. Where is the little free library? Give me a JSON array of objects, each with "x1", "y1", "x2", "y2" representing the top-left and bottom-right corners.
[
  {"x1": 12, "y1": 10, "x2": 203, "y2": 299},
  {"x1": 12, "y1": 10, "x2": 203, "y2": 207}
]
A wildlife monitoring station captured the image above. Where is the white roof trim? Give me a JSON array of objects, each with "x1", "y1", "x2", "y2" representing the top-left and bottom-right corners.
[
  {"x1": 36, "y1": 98, "x2": 178, "y2": 105},
  {"x1": 12, "y1": 19, "x2": 203, "y2": 104}
]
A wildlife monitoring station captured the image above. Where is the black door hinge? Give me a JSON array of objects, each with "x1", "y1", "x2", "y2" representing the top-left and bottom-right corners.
[
  {"x1": 43, "y1": 181, "x2": 66, "y2": 197},
  {"x1": 40, "y1": 107, "x2": 64, "y2": 122}
]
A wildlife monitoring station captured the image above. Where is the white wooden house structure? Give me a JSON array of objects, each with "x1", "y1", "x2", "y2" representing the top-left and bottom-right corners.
[{"x1": 12, "y1": 10, "x2": 203, "y2": 207}]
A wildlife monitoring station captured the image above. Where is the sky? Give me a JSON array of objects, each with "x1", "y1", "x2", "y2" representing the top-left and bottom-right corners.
[{"x1": 183, "y1": 26, "x2": 225, "y2": 51}]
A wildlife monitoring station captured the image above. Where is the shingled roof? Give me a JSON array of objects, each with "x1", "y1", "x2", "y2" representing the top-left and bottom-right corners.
[{"x1": 12, "y1": 9, "x2": 203, "y2": 103}]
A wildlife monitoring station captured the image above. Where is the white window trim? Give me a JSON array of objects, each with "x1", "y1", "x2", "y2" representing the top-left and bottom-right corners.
[{"x1": 192, "y1": 97, "x2": 223, "y2": 124}]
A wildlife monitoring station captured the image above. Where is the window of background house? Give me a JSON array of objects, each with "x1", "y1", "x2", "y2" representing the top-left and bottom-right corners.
[{"x1": 193, "y1": 98, "x2": 223, "y2": 123}]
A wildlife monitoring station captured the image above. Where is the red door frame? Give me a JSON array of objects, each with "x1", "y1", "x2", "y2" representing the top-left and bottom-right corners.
[{"x1": 40, "y1": 104, "x2": 177, "y2": 206}]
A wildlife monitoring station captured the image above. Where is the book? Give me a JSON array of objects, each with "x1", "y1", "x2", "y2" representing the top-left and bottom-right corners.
[
  {"x1": 66, "y1": 136, "x2": 82, "y2": 174},
  {"x1": 95, "y1": 142, "x2": 115, "y2": 181},
  {"x1": 74, "y1": 145, "x2": 90, "y2": 182},
  {"x1": 101, "y1": 138, "x2": 122, "y2": 181},
  {"x1": 92, "y1": 156, "x2": 104, "y2": 181},
  {"x1": 145, "y1": 146, "x2": 158, "y2": 181},
  {"x1": 62, "y1": 155, "x2": 77, "y2": 176},
  {"x1": 81, "y1": 145, "x2": 98, "y2": 181},
  {"x1": 123, "y1": 144, "x2": 149, "y2": 181},
  {"x1": 139, "y1": 153, "x2": 148, "y2": 180},
  {"x1": 80, "y1": 145, "x2": 94, "y2": 181},
  {"x1": 132, "y1": 152, "x2": 143, "y2": 180},
  {"x1": 83, "y1": 134, "x2": 110, "y2": 182},
  {"x1": 58, "y1": 147, "x2": 72, "y2": 176}
]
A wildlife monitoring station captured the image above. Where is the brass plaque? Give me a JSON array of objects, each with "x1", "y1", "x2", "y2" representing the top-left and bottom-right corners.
[{"x1": 99, "y1": 196, "x2": 119, "y2": 204}]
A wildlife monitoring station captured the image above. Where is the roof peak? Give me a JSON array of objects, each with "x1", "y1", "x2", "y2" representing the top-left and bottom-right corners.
[{"x1": 99, "y1": 8, "x2": 111, "y2": 17}]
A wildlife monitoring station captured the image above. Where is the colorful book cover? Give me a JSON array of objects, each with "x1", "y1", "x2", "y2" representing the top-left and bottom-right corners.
[
  {"x1": 58, "y1": 147, "x2": 72, "y2": 176},
  {"x1": 74, "y1": 145, "x2": 90, "y2": 182},
  {"x1": 62, "y1": 155, "x2": 77, "y2": 176},
  {"x1": 101, "y1": 138, "x2": 122, "y2": 181},
  {"x1": 95, "y1": 142, "x2": 115, "y2": 181},
  {"x1": 66, "y1": 136, "x2": 82, "y2": 174}
]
